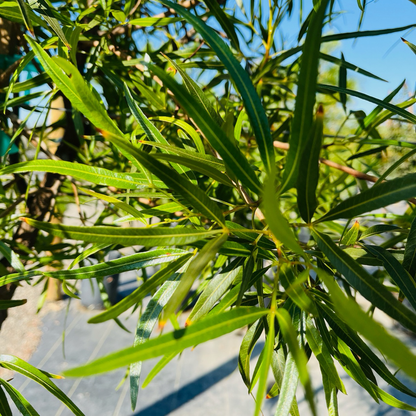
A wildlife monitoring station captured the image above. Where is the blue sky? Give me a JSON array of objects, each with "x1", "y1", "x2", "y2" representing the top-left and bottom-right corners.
[{"x1": 288, "y1": 0, "x2": 416, "y2": 111}]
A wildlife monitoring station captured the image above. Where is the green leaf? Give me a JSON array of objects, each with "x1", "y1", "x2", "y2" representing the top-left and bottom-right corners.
[
  {"x1": 317, "y1": 173, "x2": 416, "y2": 223},
  {"x1": 101, "y1": 133, "x2": 226, "y2": 225},
  {"x1": 0, "y1": 379, "x2": 40, "y2": 416},
  {"x1": 238, "y1": 320, "x2": 263, "y2": 389},
  {"x1": 23, "y1": 218, "x2": 224, "y2": 246},
  {"x1": 78, "y1": 187, "x2": 146, "y2": 222},
  {"x1": 316, "y1": 268, "x2": 416, "y2": 383},
  {"x1": 123, "y1": 84, "x2": 188, "y2": 177},
  {"x1": 152, "y1": 153, "x2": 233, "y2": 186},
  {"x1": 16, "y1": 0, "x2": 34, "y2": 34},
  {"x1": 0, "y1": 385, "x2": 12, "y2": 416},
  {"x1": 202, "y1": 0, "x2": 240, "y2": 51},
  {"x1": 340, "y1": 221, "x2": 360, "y2": 246},
  {"x1": 162, "y1": 232, "x2": 228, "y2": 323},
  {"x1": 334, "y1": 337, "x2": 379, "y2": 402},
  {"x1": 262, "y1": 174, "x2": 304, "y2": 256},
  {"x1": 163, "y1": 55, "x2": 223, "y2": 126},
  {"x1": 297, "y1": 105, "x2": 324, "y2": 222},
  {"x1": 149, "y1": 116, "x2": 205, "y2": 154},
  {"x1": 0, "y1": 241, "x2": 25, "y2": 272},
  {"x1": 403, "y1": 216, "x2": 416, "y2": 279},
  {"x1": 187, "y1": 259, "x2": 243, "y2": 324},
  {"x1": 402, "y1": 37, "x2": 416, "y2": 55},
  {"x1": 318, "y1": 84, "x2": 416, "y2": 124},
  {"x1": 88, "y1": 253, "x2": 192, "y2": 324},
  {"x1": 275, "y1": 308, "x2": 316, "y2": 416},
  {"x1": 316, "y1": 300, "x2": 416, "y2": 399},
  {"x1": 63, "y1": 306, "x2": 268, "y2": 377},
  {"x1": 157, "y1": 0, "x2": 274, "y2": 173},
  {"x1": 313, "y1": 230, "x2": 416, "y2": 332},
  {"x1": 254, "y1": 310, "x2": 275, "y2": 416},
  {"x1": 359, "y1": 224, "x2": 400, "y2": 240},
  {"x1": 280, "y1": 266, "x2": 316, "y2": 314},
  {"x1": 321, "y1": 372, "x2": 339, "y2": 416},
  {"x1": 305, "y1": 319, "x2": 345, "y2": 393},
  {"x1": 26, "y1": 37, "x2": 123, "y2": 138},
  {"x1": 280, "y1": 0, "x2": 329, "y2": 192},
  {"x1": 130, "y1": 265, "x2": 187, "y2": 410},
  {"x1": 0, "y1": 159, "x2": 153, "y2": 190},
  {"x1": 128, "y1": 17, "x2": 182, "y2": 26},
  {"x1": 364, "y1": 245, "x2": 416, "y2": 310},
  {"x1": 140, "y1": 352, "x2": 177, "y2": 389},
  {"x1": 319, "y1": 52, "x2": 386, "y2": 82},
  {"x1": 338, "y1": 53, "x2": 347, "y2": 109},
  {"x1": 273, "y1": 352, "x2": 299, "y2": 416},
  {"x1": 141, "y1": 141, "x2": 222, "y2": 170},
  {"x1": 0, "y1": 299, "x2": 27, "y2": 310},
  {"x1": 0, "y1": 355, "x2": 84, "y2": 415},
  {"x1": 147, "y1": 64, "x2": 261, "y2": 194},
  {"x1": 27, "y1": 0, "x2": 71, "y2": 47}
]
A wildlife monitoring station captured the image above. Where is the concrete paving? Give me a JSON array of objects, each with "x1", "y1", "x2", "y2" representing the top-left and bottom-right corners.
[{"x1": 6, "y1": 269, "x2": 416, "y2": 416}]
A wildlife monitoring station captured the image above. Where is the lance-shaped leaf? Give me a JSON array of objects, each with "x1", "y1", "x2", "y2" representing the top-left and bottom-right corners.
[
  {"x1": 305, "y1": 319, "x2": 345, "y2": 393},
  {"x1": 262, "y1": 174, "x2": 304, "y2": 256},
  {"x1": 313, "y1": 230, "x2": 416, "y2": 332},
  {"x1": 0, "y1": 241, "x2": 25, "y2": 272},
  {"x1": 0, "y1": 379, "x2": 40, "y2": 416},
  {"x1": 7, "y1": 249, "x2": 187, "y2": 283},
  {"x1": 123, "y1": 84, "x2": 187, "y2": 176},
  {"x1": 280, "y1": 266, "x2": 316, "y2": 315},
  {"x1": 153, "y1": 153, "x2": 233, "y2": 186},
  {"x1": 318, "y1": 84, "x2": 416, "y2": 124},
  {"x1": 316, "y1": 173, "x2": 416, "y2": 223},
  {"x1": 26, "y1": 37, "x2": 123, "y2": 138},
  {"x1": 316, "y1": 268, "x2": 416, "y2": 382},
  {"x1": 0, "y1": 385, "x2": 12, "y2": 416},
  {"x1": 276, "y1": 308, "x2": 316, "y2": 416},
  {"x1": 78, "y1": 187, "x2": 145, "y2": 222},
  {"x1": 27, "y1": 0, "x2": 71, "y2": 47},
  {"x1": 187, "y1": 259, "x2": 243, "y2": 324},
  {"x1": 364, "y1": 245, "x2": 416, "y2": 310},
  {"x1": 280, "y1": 0, "x2": 329, "y2": 193},
  {"x1": 0, "y1": 355, "x2": 84, "y2": 416},
  {"x1": 22, "y1": 218, "x2": 223, "y2": 246},
  {"x1": 0, "y1": 299, "x2": 27, "y2": 310},
  {"x1": 202, "y1": 0, "x2": 240, "y2": 51},
  {"x1": 147, "y1": 64, "x2": 261, "y2": 194},
  {"x1": 403, "y1": 216, "x2": 416, "y2": 280},
  {"x1": 63, "y1": 306, "x2": 268, "y2": 377},
  {"x1": 16, "y1": 0, "x2": 34, "y2": 34},
  {"x1": 101, "y1": 133, "x2": 226, "y2": 226},
  {"x1": 297, "y1": 105, "x2": 324, "y2": 223},
  {"x1": 161, "y1": 232, "x2": 228, "y2": 324},
  {"x1": 321, "y1": 371, "x2": 339, "y2": 416},
  {"x1": 89, "y1": 254, "x2": 192, "y2": 324},
  {"x1": 157, "y1": 0, "x2": 274, "y2": 173},
  {"x1": 130, "y1": 262, "x2": 189, "y2": 410},
  {"x1": 316, "y1": 301, "x2": 416, "y2": 399},
  {"x1": 0, "y1": 160, "x2": 159, "y2": 189},
  {"x1": 163, "y1": 54, "x2": 223, "y2": 125},
  {"x1": 128, "y1": 17, "x2": 182, "y2": 26},
  {"x1": 273, "y1": 352, "x2": 299, "y2": 416}
]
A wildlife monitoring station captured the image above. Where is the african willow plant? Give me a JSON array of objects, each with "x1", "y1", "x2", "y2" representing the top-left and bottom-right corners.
[{"x1": 2, "y1": 0, "x2": 416, "y2": 414}]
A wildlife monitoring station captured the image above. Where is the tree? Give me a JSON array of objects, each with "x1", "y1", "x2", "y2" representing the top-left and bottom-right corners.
[{"x1": 2, "y1": 0, "x2": 416, "y2": 414}]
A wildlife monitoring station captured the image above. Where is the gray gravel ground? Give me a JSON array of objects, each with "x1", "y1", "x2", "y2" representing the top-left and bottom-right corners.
[{"x1": 4, "y1": 271, "x2": 416, "y2": 415}]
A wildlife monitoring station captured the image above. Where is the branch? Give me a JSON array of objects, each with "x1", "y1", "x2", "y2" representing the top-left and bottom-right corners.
[{"x1": 273, "y1": 140, "x2": 416, "y2": 205}]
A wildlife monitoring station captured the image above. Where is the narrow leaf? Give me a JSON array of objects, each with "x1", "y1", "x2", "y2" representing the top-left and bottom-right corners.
[
  {"x1": 281, "y1": 0, "x2": 329, "y2": 192},
  {"x1": 313, "y1": 230, "x2": 416, "y2": 332},
  {"x1": 317, "y1": 173, "x2": 416, "y2": 223},
  {"x1": 63, "y1": 307, "x2": 268, "y2": 377}
]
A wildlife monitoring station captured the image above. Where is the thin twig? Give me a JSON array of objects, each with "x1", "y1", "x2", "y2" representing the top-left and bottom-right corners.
[{"x1": 273, "y1": 140, "x2": 416, "y2": 205}]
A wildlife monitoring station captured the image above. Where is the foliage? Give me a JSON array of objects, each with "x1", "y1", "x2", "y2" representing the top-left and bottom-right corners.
[{"x1": 2, "y1": 0, "x2": 416, "y2": 414}]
